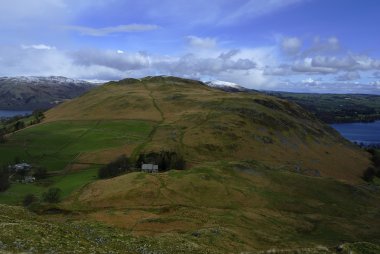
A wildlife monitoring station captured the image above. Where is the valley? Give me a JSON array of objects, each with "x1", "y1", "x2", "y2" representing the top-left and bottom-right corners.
[
  {"x1": 267, "y1": 92, "x2": 380, "y2": 124},
  {"x1": 0, "y1": 77, "x2": 379, "y2": 253}
]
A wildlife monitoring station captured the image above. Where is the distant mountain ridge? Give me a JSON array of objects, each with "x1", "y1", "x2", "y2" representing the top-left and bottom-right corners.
[
  {"x1": 205, "y1": 80, "x2": 249, "y2": 92},
  {"x1": 0, "y1": 76, "x2": 95, "y2": 110}
]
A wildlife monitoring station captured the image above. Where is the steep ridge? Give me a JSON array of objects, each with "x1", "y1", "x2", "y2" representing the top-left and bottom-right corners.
[{"x1": 46, "y1": 76, "x2": 370, "y2": 183}]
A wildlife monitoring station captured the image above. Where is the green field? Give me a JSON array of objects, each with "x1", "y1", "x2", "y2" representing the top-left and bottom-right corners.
[
  {"x1": 0, "y1": 120, "x2": 154, "y2": 204},
  {"x1": 0, "y1": 167, "x2": 98, "y2": 205}
]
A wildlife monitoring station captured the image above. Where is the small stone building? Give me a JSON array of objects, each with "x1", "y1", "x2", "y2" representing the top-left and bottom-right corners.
[
  {"x1": 12, "y1": 163, "x2": 32, "y2": 172},
  {"x1": 141, "y1": 163, "x2": 159, "y2": 173}
]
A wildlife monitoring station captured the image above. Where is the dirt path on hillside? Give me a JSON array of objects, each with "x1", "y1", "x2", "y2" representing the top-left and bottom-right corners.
[{"x1": 131, "y1": 84, "x2": 165, "y2": 158}]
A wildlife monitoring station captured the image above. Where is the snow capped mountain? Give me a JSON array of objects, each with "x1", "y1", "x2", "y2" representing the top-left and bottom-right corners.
[
  {"x1": 0, "y1": 76, "x2": 95, "y2": 110},
  {"x1": 205, "y1": 80, "x2": 248, "y2": 92},
  {"x1": 0, "y1": 76, "x2": 92, "y2": 86}
]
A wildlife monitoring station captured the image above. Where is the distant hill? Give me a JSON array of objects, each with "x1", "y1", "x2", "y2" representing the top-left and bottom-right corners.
[
  {"x1": 0, "y1": 76, "x2": 95, "y2": 110},
  {"x1": 267, "y1": 91, "x2": 380, "y2": 123},
  {"x1": 205, "y1": 80, "x2": 249, "y2": 92}
]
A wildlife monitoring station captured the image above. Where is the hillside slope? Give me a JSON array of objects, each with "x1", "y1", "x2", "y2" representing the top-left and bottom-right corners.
[
  {"x1": 63, "y1": 161, "x2": 380, "y2": 252},
  {"x1": 46, "y1": 76, "x2": 370, "y2": 183},
  {"x1": 1, "y1": 203, "x2": 379, "y2": 253},
  {"x1": 0, "y1": 76, "x2": 94, "y2": 110}
]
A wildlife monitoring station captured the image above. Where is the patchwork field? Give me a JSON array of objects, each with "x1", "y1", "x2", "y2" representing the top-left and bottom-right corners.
[{"x1": 0, "y1": 120, "x2": 154, "y2": 204}]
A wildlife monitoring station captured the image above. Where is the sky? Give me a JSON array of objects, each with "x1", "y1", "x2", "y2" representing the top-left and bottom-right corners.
[{"x1": 0, "y1": 0, "x2": 380, "y2": 93}]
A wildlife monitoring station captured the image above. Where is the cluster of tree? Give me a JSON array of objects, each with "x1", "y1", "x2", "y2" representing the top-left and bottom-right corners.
[
  {"x1": 0, "y1": 129, "x2": 7, "y2": 143},
  {"x1": 98, "y1": 155, "x2": 131, "y2": 179},
  {"x1": 0, "y1": 110, "x2": 45, "y2": 136},
  {"x1": 0, "y1": 165, "x2": 10, "y2": 192},
  {"x1": 98, "y1": 151, "x2": 186, "y2": 179},
  {"x1": 13, "y1": 120, "x2": 25, "y2": 131},
  {"x1": 31, "y1": 110, "x2": 45, "y2": 124},
  {"x1": 136, "y1": 151, "x2": 186, "y2": 171},
  {"x1": 0, "y1": 114, "x2": 27, "y2": 125},
  {"x1": 23, "y1": 187, "x2": 62, "y2": 211},
  {"x1": 33, "y1": 167, "x2": 48, "y2": 179},
  {"x1": 362, "y1": 149, "x2": 380, "y2": 182},
  {"x1": 42, "y1": 187, "x2": 62, "y2": 203}
]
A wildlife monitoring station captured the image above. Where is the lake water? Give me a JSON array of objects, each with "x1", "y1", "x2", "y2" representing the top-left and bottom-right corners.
[
  {"x1": 331, "y1": 120, "x2": 380, "y2": 145},
  {"x1": 0, "y1": 110, "x2": 32, "y2": 118}
]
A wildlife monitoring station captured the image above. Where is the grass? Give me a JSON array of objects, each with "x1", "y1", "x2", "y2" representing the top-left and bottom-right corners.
[
  {"x1": 0, "y1": 119, "x2": 154, "y2": 205},
  {"x1": 39, "y1": 77, "x2": 372, "y2": 184},
  {"x1": 0, "y1": 167, "x2": 98, "y2": 205},
  {"x1": 0, "y1": 120, "x2": 153, "y2": 170},
  {"x1": 61, "y1": 161, "x2": 380, "y2": 252},
  {"x1": 49, "y1": 167, "x2": 99, "y2": 198},
  {"x1": 0, "y1": 183, "x2": 44, "y2": 205}
]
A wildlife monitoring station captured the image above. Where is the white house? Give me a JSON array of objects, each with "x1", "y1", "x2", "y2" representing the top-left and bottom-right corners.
[
  {"x1": 141, "y1": 163, "x2": 159, "y2": 173},
  {"x1": 22, "y1": 176, "x2": 36, "y2": 184},
  {"x1": 12, "y1": 163, "x2": 32, "y2": 172}
]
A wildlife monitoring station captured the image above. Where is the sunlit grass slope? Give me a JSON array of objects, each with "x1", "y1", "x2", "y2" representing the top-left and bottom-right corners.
[
  {"x1": 0, "y1": 120, "x2": 153, "y2": 204},
  {"x1": 63, "y1": 161, "x2": 380, "y2": 252},
  {"x1": 46, "y1": 76, "x2": 370, "y2": 183}
]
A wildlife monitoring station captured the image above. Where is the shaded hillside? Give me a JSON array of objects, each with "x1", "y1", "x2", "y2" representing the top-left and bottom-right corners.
[
  {"x1": 47, "y1": 76, "x2": 370, "y2": 183},
  {"x1": 0, "y1": 76, "x2": 95, "y2": 110},
  {"x1": 267, "y1": 92, "x2": 380, "y2": 123}
]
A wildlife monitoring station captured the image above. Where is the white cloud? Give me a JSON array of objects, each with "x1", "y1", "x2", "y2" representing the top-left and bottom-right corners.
[
  {"x1": 21, "y1": 44, "x2": 56, "y2": 50},
  {"x1": 71, "y1": 49, "x2": 152, "y2": 71},
  {"x1": 64, "y1": 24, "x2": 160, "y2": 36},
  {"x1": 277, "y1": 80, "x2": 380, "y2": 94},
  {"x1": 336, "y1": 71, "x2": 361, "y2": 81},
  {"x1": 281, "y1": 37, "x2": 302, "y2": 55},
  {"x1": 311, "y1": 56, "x2": 357, "y2": 69},
  {"x1": 186, "y1": 36, "x2": 217, "y2": 48},
  {"x1": 292, "y1": 57, "x2": 337, "y2": 74},
  {"x1": 302, "y1": 77, "x2": 320, "y2": 84},
  {"x1": 302, "y1": 36, "x2": 341, "y2": 56}
]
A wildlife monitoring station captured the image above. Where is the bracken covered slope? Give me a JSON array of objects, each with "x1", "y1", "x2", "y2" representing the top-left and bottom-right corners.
[{"x1": 46, "y1": 76, "x2": 370, "y2": 184}]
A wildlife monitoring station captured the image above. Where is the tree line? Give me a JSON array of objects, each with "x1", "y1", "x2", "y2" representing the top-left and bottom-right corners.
[
  {"x1": 362, "y1": 149, "x2": 380, "y2": 182},
  {"x1": 98, "y1": 151, "x2": 186, "y2": 179},
  {"x1": 0, "y1": 110, "x2": 45, "y2": 143}
]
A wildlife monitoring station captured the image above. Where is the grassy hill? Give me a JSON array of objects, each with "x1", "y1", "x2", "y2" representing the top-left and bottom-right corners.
[
  {"x1": 0, "y1": 76, "x2": 379, "y2": 253},
  {"x1": 45, "y1": 76, "x2": 370, "y2": 183}
]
